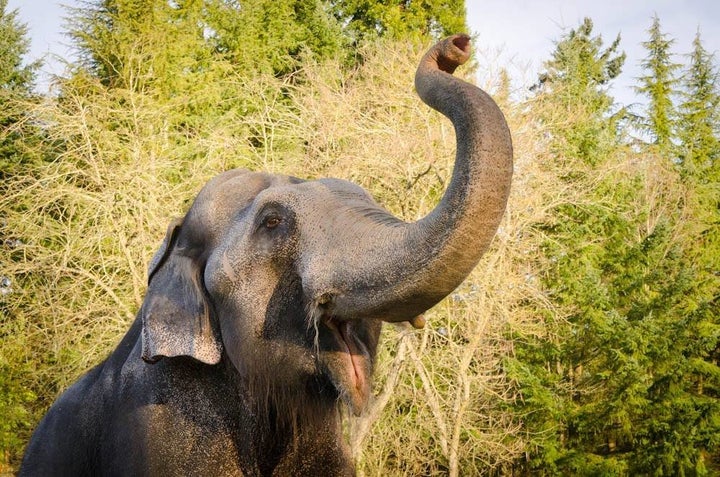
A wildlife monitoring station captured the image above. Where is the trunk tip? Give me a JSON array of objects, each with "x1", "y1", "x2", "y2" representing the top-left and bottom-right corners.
[
  {"x1": 451, "y1": 34, "x2": 471, "y2": 55},
  {"x1": 435, "y1": 33, "x2": 472, "y2": 74}
]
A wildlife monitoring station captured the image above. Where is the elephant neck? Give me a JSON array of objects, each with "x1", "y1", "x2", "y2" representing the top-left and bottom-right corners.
[
  {"x1": 252, "y1": 401, "x2": 352, "y2": 474},
  {"x1": 226, "y1": 362, "x2": 352, "y2": 474}
]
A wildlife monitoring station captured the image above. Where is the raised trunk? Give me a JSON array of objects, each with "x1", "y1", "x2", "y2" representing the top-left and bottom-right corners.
[{"x1": 334, "y1": 35, "x2": 513, "y2": 323}]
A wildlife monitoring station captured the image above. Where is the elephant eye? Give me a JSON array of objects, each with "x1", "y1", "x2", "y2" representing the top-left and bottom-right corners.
[{"x1": 264, "y1": 216, "x2": 282, "y2": 229}]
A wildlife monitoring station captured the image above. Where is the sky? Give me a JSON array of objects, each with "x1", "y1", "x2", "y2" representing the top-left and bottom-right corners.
[
  {"x1": 467, "y1": 0, "x2": 719, "y2": 108},
  {"x1": 6, "y1": 0, "x2": 720, "y2": 110}
]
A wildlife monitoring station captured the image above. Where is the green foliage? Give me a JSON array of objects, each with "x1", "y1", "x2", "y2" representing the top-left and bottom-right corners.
[
  {"x1": 533, "y1": 17, "x2": 625, "y2": 166},
  {"x1": 543, "y1": 18, "x2": 625, "y2": 90},
  {"x1": 0, "y1": 0, "x2": 40, "y2": 179},
  {"x1": 70, "y1": 0, "x2": 345, "y2": 87},
  {"x1": 206, "y1": 0, "x2": 344, "y2": 76},
  {"x1": 677, "y1": 30, "x2": 720, "y2": 181},
  {"x1": 675, "y1": 30, "x2": 720, "y2": 349},
  {"x1": 0, "y1": 2, "x2": 41, "y2": 467},
  {"x1": 513, "y1": 141, "x2": 719, "y2": 475},
  {"x1": 331, "y1": 0, "x2": 467, "y2": 42},
  {"x1": 509, "y1": 15, "x2": 720, "y2": 476},
  {"x1": 68, "y1": 0, "x2": 223, "y2": 93},
  {"x1": 673, "y1": 30, "x2": 720, "y2": 472},
  {"x1": 0, "y1": 0, "x2": 36, "y2": 90},
  {"x1": 0, "y1": 303, "x2": 35, "y2": 468},
  {"x1": 636, "y1": 14, "x2": 681, "y2": 151},
  {"x1": 545, "y1": 194, "x2": 718, "y2": 474}
]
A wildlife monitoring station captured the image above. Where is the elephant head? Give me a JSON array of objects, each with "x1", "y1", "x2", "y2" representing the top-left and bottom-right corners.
[{"x1": 140, "y1": 34, "x2": 513, "y2": 417}]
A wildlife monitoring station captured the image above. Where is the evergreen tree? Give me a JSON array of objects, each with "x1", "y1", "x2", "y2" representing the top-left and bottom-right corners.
[
  {"x1": 330, "y1": 0, "x2": 467, "y2": 43},
  {"x1": 0, "y1": 0, "x2": 41, "y2": 468},
  {"x1": 636, "y1": 14, "x2": 681, "y2": 151},
  {"x1": 510, "y1": 16, "x2": 720, "y2": 475},
  {"x1": 0, "y1": 0, "x2": 36, "y2": 90},
  {"x1": 68, "y1": 0, "x2": 215, "y2": 93},
  {"x1": 674, "y1": 31, "x2": 720, "y2": 472},
  {"x1": 206, "y1": 0, "x2": 343, "y2": 76},
  {"x1": 532, "y1": 17, "x2": 625, "y2": 166},
  {"x1": 676, "y1": 30, "x2": 720, "y2": 301},
  {"x1": 69, "y1": 0, "x2": 345, "y2": 89},
  {"x1": 509, "y1": 19, "x2": 628, "y2": 473},
  {"x1": 677, "y1": 30, "x2": 720, "y2": 180},
  {"x1": 0, "y1": 0, "x2": 39, "y2": 178}
]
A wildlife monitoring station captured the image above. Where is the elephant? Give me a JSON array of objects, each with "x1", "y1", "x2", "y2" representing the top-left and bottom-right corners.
[{"x1": 19, "y1": 34, "x2": 512, "y2": 476}]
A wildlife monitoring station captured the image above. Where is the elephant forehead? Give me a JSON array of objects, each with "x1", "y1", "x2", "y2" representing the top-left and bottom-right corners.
[
  {"x1": 186, "y1": 171, "x2": 302, "y2": 237},
  {"x1": 285, "y1": 179, "x2": 379, "y2": 216},
  {"x1": 309, "y1": 178, "x2": 375, "y2": 202},
  {"x1": 242, "y1": 178, "x2": 377, "y2": 223},
  {"x1": 197, "y1": 172, "x2": 273, "y2": 217}
]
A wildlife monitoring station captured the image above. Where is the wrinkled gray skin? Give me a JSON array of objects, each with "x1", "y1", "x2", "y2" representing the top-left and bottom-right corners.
[{"x1": 20, "y1": 34, "x2": 512, "y2": 477}]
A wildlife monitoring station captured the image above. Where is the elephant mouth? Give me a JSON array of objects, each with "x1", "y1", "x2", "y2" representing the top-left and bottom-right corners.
[{"x1": 321, "y1": 317, "x2": 371, "y2": 416}]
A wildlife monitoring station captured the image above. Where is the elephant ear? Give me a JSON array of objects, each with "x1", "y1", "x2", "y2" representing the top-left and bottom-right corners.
[{"x1": 141, "y1": 219, "x2": 223, "y2": 365}]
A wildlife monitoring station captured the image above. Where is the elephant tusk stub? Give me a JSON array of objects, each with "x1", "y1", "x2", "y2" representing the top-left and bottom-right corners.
[{"x1": 409, "y1": 315, "x2": 426, "y2": 329}]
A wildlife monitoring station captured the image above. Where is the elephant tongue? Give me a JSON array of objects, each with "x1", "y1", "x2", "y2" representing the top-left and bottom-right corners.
[{"x1": 335, "y1": 321, "x2": 370, "y2": 413}]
